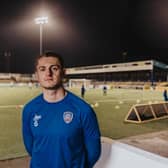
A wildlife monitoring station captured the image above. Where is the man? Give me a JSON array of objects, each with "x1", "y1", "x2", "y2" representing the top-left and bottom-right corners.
[
  {"x1": 163, "y1": 89, "x2": 168, "y2": 101},
  {"x1": 22, "y1": 52, "x2": 101, "y2": 168},
  {"x1": 81, "y1": 84, "x2": 86, "y2": 98},
  {"x1": 103, "y1": 85, "x2": 107, "y2": 96}
]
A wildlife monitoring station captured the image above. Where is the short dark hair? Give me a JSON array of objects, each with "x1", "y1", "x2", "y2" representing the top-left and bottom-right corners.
[{"x1": 35, "y1": 51, "x2": 64, "y2": 70}]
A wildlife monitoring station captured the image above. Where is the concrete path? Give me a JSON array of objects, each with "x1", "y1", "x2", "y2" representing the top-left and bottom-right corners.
[{"x1": 119, "y1": 130, "x2": 168, "y2": 158}]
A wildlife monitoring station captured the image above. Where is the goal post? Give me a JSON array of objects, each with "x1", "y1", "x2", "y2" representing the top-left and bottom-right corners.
[{"x1": 68, "y1": 78, "x2": 92, "y2": 88}]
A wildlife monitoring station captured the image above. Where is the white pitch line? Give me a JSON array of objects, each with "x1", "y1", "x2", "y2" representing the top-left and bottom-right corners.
[
  {"x1": 96, "y1": 99, "x2": 134, "y2": 103},
  {"x1": 96, "y1": 98, "x2": 161, "y2": 103},
  {"x1": 0, "y1": 105, "x2": 24, "y2": 108}
]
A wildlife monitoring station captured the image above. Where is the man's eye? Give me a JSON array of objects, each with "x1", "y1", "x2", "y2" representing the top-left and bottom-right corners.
[
  {"x1": 39, "y1": 68, "x2": 45, "y2": 71},
  {"x1": 51, "y1": 66, "x2": 59, "y2": 71}
]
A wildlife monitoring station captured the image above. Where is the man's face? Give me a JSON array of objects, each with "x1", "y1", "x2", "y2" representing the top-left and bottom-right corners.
[{"x1": 36, "y1": 56, "x2": 64, "y2": 90}]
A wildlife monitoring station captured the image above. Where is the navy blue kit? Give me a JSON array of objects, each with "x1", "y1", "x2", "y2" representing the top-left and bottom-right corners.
[{"x1": 22, "y1": 91, "x2": 101, "y2": 168}]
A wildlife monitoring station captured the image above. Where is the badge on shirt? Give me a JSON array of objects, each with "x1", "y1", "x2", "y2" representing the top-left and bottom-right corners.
[
  {"x1": 63, "y1": 111, "x2": 73, "y2": 124},
  {"x1": 33, "y1": 114, "x2": 42, "y2": 127}
]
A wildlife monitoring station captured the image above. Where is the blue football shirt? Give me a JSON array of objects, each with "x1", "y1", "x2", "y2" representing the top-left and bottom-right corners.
[{"x1": 22, "y1": 91, "x2": 101, "y2": 168}]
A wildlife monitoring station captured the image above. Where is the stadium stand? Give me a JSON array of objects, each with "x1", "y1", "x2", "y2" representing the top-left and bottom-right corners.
[
  {"x1": 66, "y1": 60, "x2": 168, "y2": 88},
  {"x1": 0, "y1": 60, "x2": 168, "y2": 89},
  {"x1": 155, "y1": 82, "x2": 168, "y2": 91},
  {"x1": 0, "y1": 73, "x2": 36, "y2": 83}
]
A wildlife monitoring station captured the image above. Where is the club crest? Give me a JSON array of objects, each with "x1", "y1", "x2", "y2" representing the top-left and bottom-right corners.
[{"x1": 63, "y1": 111, "x2": 73, "y2": 124}]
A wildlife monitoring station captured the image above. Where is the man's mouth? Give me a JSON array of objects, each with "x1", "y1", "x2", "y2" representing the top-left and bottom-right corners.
[{"x1": 45, "y1": 78, "x2": 53, "y2": 81}]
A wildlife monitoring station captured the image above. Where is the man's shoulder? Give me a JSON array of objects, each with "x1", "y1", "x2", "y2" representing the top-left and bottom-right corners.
[
  {"x1": 68, "y1": 91, "x2": 87, "y2": 103},
  {"x1": 67, "y1": 91, "x2": 92, "y2": 111},
  {"x1": 24, "y1": 94, "x2": 42, "y2": 109}
]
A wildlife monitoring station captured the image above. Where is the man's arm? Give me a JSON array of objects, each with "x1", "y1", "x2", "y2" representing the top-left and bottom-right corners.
[
  {"x1": 22, "y1": 106, "x2": 33, "y2": 156},
  {"x1": 82, "y1": 107, "x2": 101, "y2": 168}
]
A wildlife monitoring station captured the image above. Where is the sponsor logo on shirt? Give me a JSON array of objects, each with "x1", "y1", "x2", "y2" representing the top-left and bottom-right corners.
[
  {"x1": 33, "y1": 114, "x2": 42, "y2": 127},
  {"x1": 63, "y1": 111, "x2": 73, "y2": 124}
]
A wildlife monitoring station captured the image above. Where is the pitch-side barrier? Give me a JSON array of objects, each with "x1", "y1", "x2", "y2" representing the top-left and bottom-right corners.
[{"x1": 94, "y1": 137, "x2": 168, "y2": 168}]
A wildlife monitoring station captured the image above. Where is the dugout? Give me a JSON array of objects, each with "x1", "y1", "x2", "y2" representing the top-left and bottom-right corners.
[
  {"x1": 66, "y1": 60, "x2": 168, "y2": 84},
  {"x1": 125, "y1": 102, "x2": 168, "y2": 123}
]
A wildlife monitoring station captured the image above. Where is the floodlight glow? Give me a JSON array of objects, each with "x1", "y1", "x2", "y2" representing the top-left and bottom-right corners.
[
  {"x1": 34, "y1": 16, "x2": 48, "y2": 54},
  {"x1": 35, "y1": 16, "x2": 48, "y2": 24}
]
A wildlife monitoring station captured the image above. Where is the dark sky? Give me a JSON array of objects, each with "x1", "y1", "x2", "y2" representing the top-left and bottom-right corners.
[{"x1": 0, "y1": 0, "x2": 167, "y2": 73}]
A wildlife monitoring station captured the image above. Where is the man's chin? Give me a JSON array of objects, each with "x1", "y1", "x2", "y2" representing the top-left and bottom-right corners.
[{"x1": 43, "y1": 85, "x2": 62, "y2": 90}]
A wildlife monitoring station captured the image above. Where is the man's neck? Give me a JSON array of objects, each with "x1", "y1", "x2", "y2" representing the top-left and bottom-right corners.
[{"x1": 42, "y1": 87, "x2": 66, "y2": 103}]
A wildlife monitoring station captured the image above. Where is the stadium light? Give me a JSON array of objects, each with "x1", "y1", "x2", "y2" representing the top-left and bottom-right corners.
[{"x1": 34, "y1": 16, "x2": 48, "y2": 55}]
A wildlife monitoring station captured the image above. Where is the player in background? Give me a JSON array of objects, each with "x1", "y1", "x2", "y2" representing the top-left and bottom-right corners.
[
  {"x1": 163, "y1": 89, "x2": 168, "y2": 101},
  {"x1": 81, "y1": 84, "x2": 86, "y2": 98},
  {"x1": 103, "y1": 85, "x2": 107, "y2": 96}
]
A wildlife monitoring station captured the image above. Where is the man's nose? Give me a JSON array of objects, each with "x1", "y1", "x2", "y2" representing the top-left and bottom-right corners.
[{"x1": 46, "y1": 68, "x2": 52, "y2": 75}]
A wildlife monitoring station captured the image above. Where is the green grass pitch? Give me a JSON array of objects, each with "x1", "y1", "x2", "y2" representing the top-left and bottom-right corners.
[{"x1": 0, "y1": 86, "x2": 168, "y2": 160}]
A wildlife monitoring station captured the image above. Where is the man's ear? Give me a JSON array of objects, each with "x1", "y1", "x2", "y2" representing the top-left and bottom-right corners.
[
  {"x1": 61, "y1": 68, "x2": 66, "y2": 77},
  {"x1": 63, "y1": 68, "x2": 66, "y2": 76},
  {"x1": 35, "y1": 71, "x2": 39, "y2": 81}
]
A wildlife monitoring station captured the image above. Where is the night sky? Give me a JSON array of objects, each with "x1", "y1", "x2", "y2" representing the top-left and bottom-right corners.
[{"x1": 0, "y1": 0, "x2": 167, "y2": 73}]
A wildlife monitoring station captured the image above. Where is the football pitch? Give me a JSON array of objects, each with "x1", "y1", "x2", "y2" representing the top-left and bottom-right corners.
[{"x1": 0, "y1": 86, "x2": 168, "y2": 160}]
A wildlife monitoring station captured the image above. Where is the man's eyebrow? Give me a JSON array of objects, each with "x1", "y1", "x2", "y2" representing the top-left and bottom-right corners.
[
  {"x1": 51, "y1": 64, "x2": 61, "y2": 67},
  {"x1": 38, "y1": 65, "x2": 45, "y2": 68},
  {"x1": 38, "y1": 64, "x2": 61, "y2": 68}
]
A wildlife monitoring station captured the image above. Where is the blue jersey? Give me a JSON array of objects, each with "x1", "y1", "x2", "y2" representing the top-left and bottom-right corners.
[{"x1": 22, "y1": 91, "x2": 101, "y2": 168}]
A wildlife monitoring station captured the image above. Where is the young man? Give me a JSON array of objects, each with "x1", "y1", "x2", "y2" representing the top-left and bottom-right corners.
[{"x1": 22, "y1": 52, "x2": 101, "y2": 168}]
